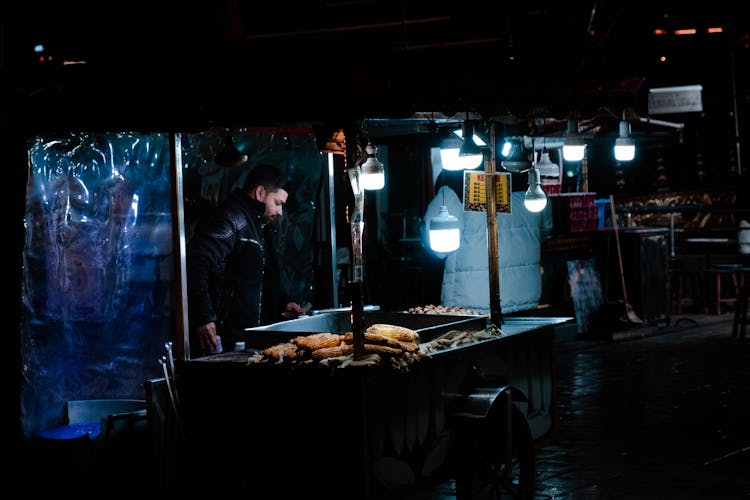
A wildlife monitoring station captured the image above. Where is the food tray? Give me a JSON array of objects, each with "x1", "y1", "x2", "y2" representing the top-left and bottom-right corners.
[{"x1": 243, "y1": 311, "x2": 487, "y2": 349}]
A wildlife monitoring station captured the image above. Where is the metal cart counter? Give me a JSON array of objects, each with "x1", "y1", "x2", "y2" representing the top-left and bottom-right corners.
[{"x1": 177, "y1": 314, "x2": 570, "y2": 499}]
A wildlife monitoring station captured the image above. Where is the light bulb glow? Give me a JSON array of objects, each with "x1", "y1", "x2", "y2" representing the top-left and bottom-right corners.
[
  {"x1": 440, "y1": 148, "x2": 483, "y2": 170},
  {"x1": 524, "y1": 169, "x2": 548, "y2": 213},
  {"x1": 429, "y1": 205, "x2": 461, "y2": 252},
  {"x1": 360, "y1": 143, "x2": 385, "y2": 190},
  {"x1": 614, "y1": 142, "x2": 636, "y2": 161},
  {"x1": 429, "y1": 228, "x2": 461, "y2": 252},
  {"x1": 614, "y1": 120, "x2": 636, "y2": 161},
  {"x1": 500, "y1": 140, "x2": 512, "y2": 157},
  {"x1": 564, "y1": 118, "x2": 586, "y2": 162},
  {"x1": 563, "y1": 144, "x2": 586, "y2": 162},
  {"x1": 360, "y1": 171, "x2": 385, "y2": 190}
]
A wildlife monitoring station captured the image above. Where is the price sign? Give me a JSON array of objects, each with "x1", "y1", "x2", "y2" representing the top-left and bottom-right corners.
[{"x1": 463, "y1": 171, "x2": 511, "y2": 213}]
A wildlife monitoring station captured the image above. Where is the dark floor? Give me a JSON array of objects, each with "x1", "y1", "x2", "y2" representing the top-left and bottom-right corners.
[{"x1": 416, "y1": 312, "x2": 750, "y2": 499}]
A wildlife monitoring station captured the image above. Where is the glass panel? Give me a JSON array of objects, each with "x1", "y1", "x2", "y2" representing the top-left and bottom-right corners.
[{"x1": 180, "y1": 126, "x2": 323, "y2": 313}]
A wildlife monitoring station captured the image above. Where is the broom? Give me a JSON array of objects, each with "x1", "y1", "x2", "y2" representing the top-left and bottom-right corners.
[{"x1": 610, "y1": 195, "x2": 642, "y2": 324}]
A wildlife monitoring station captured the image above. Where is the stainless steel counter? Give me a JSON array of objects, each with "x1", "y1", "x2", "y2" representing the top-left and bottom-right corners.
[{"x1": 179, "y1": 314, "x2": 572, "y2": 499}]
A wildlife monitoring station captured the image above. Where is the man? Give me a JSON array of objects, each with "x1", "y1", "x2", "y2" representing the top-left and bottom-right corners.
[{"x1": 187, "y1": 164, "x2": 303, "y2": 356}]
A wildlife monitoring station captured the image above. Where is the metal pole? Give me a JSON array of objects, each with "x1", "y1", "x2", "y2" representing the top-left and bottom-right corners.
[
  {"x1": 326, "y1": 152, "x2": 339, "y2": 307},
  {"x1": 485, "y1": 122, "x2": 502, "y2": 327},
  {"x1": 170, "y1": 132, "x2": 190, "y2": 361},
  {"x1": 727, "y1": 2, "x2": 742, "y2": 176}
]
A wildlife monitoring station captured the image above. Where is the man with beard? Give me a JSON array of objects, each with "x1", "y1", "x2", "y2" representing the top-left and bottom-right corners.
[{"x1": 187, "y1": 164, "x2": 303, "y2": 356}]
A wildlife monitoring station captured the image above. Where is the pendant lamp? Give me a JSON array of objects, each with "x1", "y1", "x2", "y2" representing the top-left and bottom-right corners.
[
  {"x1": 360, "y1": 142, "x2": 385, "y2": 190},
  {"x1": 458, "y1": 120, "x2": 483, "y2": 162},
  {"x1": 535, "y1": 148, "x2": 561, "y2": 195},
  {"x1": 563, "y1": 119, "x2": 586, "y2": 162},
  {"x1": 500, "y1": 137, "x2": 531, "y2": 173},
  {"x1": 429, "y1": 205, "x2": 460, "y2": 252},
  {"x1": 614, "y1": 120, "x2": 636, "y2": 161},
  {"x1": 523, "y1": 168, "x2": 547, "y2": 213},
  {"x1": 440, "y1": 124, "x2": 484, "y2": 171}
]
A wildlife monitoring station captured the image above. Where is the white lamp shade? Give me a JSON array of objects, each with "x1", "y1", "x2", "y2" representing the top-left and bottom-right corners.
[
  {"x1": 613, "y1": 141, "x2": 636, "y2": 161},
  {"x1": 535, "y1": 151, "x2": 560, "y2": 178},
  {"x1": 562, "y1": 144, "x2": 586, "y2": 162},
  {"x1": 360, "y1": 169, "x2": 385, "y2": 190},
  {"x1": 360, "y1": 143, "x2": 385, "y2": 190},
  {"x1": 429, "y1": 205, "x2": 460, "y2": 252},
  {"x1": 614, "y1": 121, "x2": 635, "y2": 161},
  {"x1": 564, "y1": 118, "x2": 586, "y2": 162}
]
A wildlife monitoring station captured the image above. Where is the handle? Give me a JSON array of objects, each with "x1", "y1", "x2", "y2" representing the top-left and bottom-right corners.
[{"x1": 609, "y1": 195, "x2": 629, "y2": 305}]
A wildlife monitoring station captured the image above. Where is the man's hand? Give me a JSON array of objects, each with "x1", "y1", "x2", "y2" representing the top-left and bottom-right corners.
[
  {"x1": 282, "y1": 301, "x2": 305, "y2": 319},
  {"x1": 195, "y1": 322, "x2": 219, "y2": 353}
]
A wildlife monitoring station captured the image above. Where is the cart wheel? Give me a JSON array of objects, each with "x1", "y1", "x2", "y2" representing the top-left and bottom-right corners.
[{"x1": 454, "y1": 403, "x2": 536, "y2": 500}]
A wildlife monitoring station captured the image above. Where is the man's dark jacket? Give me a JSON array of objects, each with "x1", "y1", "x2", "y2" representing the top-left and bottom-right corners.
[{"x1": 187, "y1": 190, "x2": 266, "y2": 348}]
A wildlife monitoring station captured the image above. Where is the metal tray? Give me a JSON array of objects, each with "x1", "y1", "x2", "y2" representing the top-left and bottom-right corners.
[{"x1": 243, "y1": 311, "x2": 487, "y2": 349}]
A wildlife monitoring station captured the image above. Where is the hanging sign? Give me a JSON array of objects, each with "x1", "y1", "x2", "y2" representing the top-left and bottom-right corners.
[
  {"x1": 648, "y1": 85, "x2": 703, "y2": 114},
  {"x1": 463, "y1": 171, "x2": 511, "y2": 212}
]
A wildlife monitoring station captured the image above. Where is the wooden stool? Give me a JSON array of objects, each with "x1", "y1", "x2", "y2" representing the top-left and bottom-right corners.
[
  {"x1": 733, "y1": 285, "x2": 749, "y2": 339},
  {"x1": 703, "y1": 264, "x2": 741, "y2": 315}
]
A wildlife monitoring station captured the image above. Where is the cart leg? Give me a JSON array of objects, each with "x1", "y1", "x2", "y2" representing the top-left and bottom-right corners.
[{"x1": 454, "y1": 394, "x2": 535, "y2": 500}]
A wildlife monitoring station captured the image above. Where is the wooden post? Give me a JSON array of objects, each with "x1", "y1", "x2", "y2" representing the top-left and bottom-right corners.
[{"x1": 485, "y1": 122, "x2": 502, "y2": 327}]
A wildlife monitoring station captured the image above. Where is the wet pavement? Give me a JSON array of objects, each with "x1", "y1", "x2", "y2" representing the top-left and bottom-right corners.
[{"x1": 416, "y1": 313, "x2": 750, "y2": 499}]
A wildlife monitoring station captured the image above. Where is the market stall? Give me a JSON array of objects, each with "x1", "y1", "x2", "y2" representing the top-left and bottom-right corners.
[{"x1": 175, "y1": 311, "x2": 568, "y2": 499}]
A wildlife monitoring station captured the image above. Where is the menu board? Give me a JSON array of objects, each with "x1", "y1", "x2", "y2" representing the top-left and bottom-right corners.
[{"x1": 463, "y1": 171, "x2": 511, "y2": 213}]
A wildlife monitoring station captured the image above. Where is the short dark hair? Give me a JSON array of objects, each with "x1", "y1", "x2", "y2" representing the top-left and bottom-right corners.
[{"x1": 243, "y1": 164, "x2": 286, "y2": 192}]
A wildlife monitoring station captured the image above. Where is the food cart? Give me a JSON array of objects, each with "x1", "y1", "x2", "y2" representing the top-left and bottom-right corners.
[{"x1": 176, "y1": 311, "x2": 568, "y2": 499}]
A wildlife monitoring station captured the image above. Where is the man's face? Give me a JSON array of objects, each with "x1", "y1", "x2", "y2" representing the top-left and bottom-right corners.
[{"x1": 256, "y1": 187, "x2": 288, "y2": 223}]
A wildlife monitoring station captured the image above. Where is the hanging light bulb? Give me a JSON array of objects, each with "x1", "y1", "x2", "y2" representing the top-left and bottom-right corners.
[
  {"x1": 360, "y1": 142, "x2": 385, "y2": 190},
  {"x1": 524, "y1": 168, "x2": 547, "y2": 213},
  {"x1": 614, "y1": 119, "x2": 636, "y2": 161},
  {"x1": 440, "y1": 128, "x2": 484, "y2": 171},
  {"x1": 536, "y1": 148, "x2": 561, "y2": 195},
  {"x1": 428, "y1": 205, "x2": 460, "y2": 252},
  {"x1": 535, "y1": 149, "x2": 559, "y2": 178},
  {"x1": 563, "y1": 119, "x2": 586, "y2": 162}
]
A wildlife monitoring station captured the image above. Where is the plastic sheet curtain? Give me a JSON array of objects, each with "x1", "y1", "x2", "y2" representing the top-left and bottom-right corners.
[
  {"x1": 22, "y1": 132, "x2": 173, "y2": 437},
  {"x1": 20, "y1": 127, "x2": 323, "y2": 437}
]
